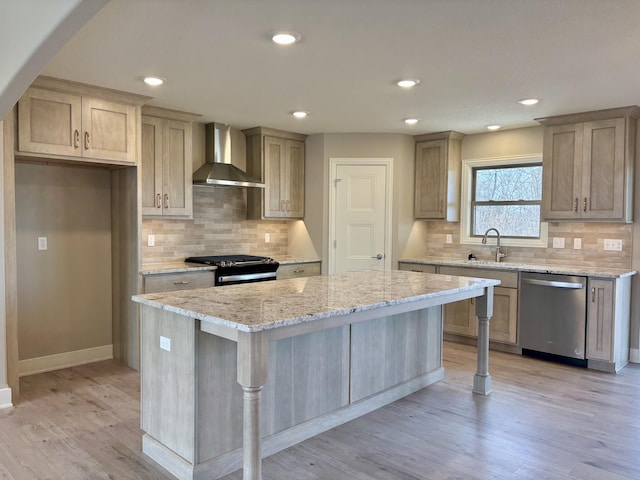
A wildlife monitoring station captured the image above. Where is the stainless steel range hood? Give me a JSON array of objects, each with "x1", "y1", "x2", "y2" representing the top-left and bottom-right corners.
[{"x1": 193, "y1": 123, "x2": 265, "y2": 188}]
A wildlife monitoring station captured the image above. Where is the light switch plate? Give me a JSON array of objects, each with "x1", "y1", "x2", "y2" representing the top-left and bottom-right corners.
[
  {"x1": 445, "y1": 234, "x2": 453, "y2": 244},
  {"x1": 552, "y1": 237, "x2": 565, "y2": 249},
  {"x1": 147, "y1": 235, "x2": 155, "y2": 247},
  {"x1": 573, "y1": 238, "x2": 582, "y2": 250},
  {"x1": 160, "y1": 336, "x2": 171, "y2": 352},
  {"x1": 265, "y1": 233, "x2": 270, "y2": 243},
  {"x1": 38, "y1": 236, "x2": 47, "y2": 251},
  {"x1": 604, "y1": 239, "x2": 623, "y2": 251}
]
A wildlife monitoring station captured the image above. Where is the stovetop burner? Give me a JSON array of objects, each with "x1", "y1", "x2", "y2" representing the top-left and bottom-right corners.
[{"x1": 185, "y1": 254, "x2": 277, "y2": 267}]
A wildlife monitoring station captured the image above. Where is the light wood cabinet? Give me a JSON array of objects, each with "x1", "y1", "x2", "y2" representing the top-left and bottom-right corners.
[
  {"x1": 243, "y1": 127, "x2": 307, "y2": 219},
  {"x1": 141, "y1": 107, "x2": 198, "y2": 217},
  {"x1": 437, "y1": 265, "x2": 518, "y2": 344},
  {"x1": 143, "y1": 270, "x2": 216, "y2": 294},
  {"x1": 537, "y1": 107, "x2": 639, "y2": 222},
  {"x1": 277, "y1": 261, "x2": 321, "y2": 280},
  {"x1": 18, "y1": 86, "x2": 138, "y2": 165},
  {"x1": 398, "y1": 262, "x2": 437, "y2": 274},
  {"x1": 586, "y1": 276, "x2": 631, "y2": 372},
  {"x1": 413, "y1": 131, "x2": 464, "y2": 220}
]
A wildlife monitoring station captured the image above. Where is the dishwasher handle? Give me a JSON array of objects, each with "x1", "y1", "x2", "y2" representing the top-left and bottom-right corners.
[{"x1": 522, "y1": 278, "x2": 584, "y2": 289}]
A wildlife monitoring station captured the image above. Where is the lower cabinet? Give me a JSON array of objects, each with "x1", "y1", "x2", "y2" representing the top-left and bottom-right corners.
[
  {"x1": 438, "y1": 266, "x2": 519, "y2": 345},
  {"x1": 277, "y1": 261, "x2": 321, "y2": 280},
  {"x1": 586, "y1": 276, "x2": 631, "y2": 372},
  {"x1": 143, "y1": 270, "x2": 216, "y2": 294}
]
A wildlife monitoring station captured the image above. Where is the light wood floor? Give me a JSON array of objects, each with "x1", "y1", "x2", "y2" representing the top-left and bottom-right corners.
[{"x1": 1, "y1": 342, "x2": 639, "y2": 480}]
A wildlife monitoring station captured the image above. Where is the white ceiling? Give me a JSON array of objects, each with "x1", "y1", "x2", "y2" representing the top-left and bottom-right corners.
[{"x1": 41, "y1": 0, "x2": 640, "y2": 135}]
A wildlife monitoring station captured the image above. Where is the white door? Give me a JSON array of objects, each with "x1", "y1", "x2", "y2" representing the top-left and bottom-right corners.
[{"x1": 331, "y1": 160, "x2": 392, "y2": 274}]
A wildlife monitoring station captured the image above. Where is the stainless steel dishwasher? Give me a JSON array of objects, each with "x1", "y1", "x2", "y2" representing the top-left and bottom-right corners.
[{"x1": 520, "y1": 272, "x2": 588, "y2": 367}]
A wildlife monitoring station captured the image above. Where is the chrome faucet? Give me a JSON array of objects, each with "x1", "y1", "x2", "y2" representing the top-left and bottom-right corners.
[{"x1": 482, "y1": 227, "x2": 506, "y2": 262}]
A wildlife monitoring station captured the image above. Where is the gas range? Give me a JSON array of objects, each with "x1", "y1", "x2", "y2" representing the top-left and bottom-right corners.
[{"x1": 185, "y1": 254, "x2": 279, "y2": 286}]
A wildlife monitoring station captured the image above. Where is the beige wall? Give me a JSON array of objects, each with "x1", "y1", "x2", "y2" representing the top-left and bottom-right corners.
[
  {"x1": 15, "y1": 163, "x2": 112, "y2": 360},
  {"x1": 300, "y1": 133, "x2": 416, "y2": 272},
  {"x1": 0, "y1": 120, "x2": 6, "y2": 397}
]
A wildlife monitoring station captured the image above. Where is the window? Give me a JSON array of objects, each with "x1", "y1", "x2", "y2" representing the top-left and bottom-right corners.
[
  {"x1": 471, "y1": 163, "x2": 542, "y2": 238},
  {"x1": 460, "y1": 155, "x2": 547, "y2": 247}
]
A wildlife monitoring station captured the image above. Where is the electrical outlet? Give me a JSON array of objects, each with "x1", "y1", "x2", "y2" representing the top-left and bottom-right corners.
[
  {"x1": 603, "y1": 239, "x2": 623, "y2": 251},
  {"x1": 265, "y1": 233, "x2": 270, "y2": 243},
  {"x1": 552, "y1": 237, "x2": 565, "y2": 249},
  {"x1": 573, "y1": 238, "x2": 582, "y2": 250},
  {"x1": 148, "y1": 235, "x2": 155, "y2": 247},
  {"x1": 38, "y1": 237, "x2": 47, "y2": 251},
  {"x1": 160, "y1": 336, "x2": 171, "y2": 352},
  {"x1": 445, "y1": 234, "x2": 453, "y2": 244}
]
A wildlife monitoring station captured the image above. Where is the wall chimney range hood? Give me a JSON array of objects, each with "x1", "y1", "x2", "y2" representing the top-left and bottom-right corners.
[{"x1": 193, "y1": 123, "x2": 265, "y2": 188}]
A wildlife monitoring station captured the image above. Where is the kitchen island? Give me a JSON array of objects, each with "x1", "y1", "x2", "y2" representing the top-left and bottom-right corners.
[{"x1": 132, "y1": 270, "x2": 499, "y2": 480}]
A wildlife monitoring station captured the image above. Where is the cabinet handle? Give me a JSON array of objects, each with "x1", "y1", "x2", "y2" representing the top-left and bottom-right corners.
[
  {"x1": 164, "y1": 194, "x2": 169, "y2": 209},
  {"x1": 439, "y1": 200, "x2": 443, "y2": 212},
  {"x1": 280, "y1": 200, "x2": 285, "y2": 212},
  {"x1": 583, "y1": 197, "x2": 587, "y2": 213},
  {"x1": 592, "y1": 287, "x2": 595, "y2": 302},
  {"x1": 574, "y1": 198, "x2": 578, "y2": 212},
  {"x1": 74, "y1": 130, "x2": 80, "y2": 148},
  {"x1": 286, "y1": 199, "x2": 290, "y2": 212},
  {"x1": 84, "y1": 131, "x2": 90, "y2": 150},
  {"x1": 174, "y1": 280, "x2": 190, "y2": 285},
  {"x1": 156, "y1": 193, "x2": 162, "y2": 208},
  {"x1": 470, "y1": 298, "x2": 475, "y2": 305},
  {"x1": 410, "y1": 269, "x2": 423, "y2": 273},
  {"x1": 293, "y1": 269, "x2": 305, "y2": 274}
]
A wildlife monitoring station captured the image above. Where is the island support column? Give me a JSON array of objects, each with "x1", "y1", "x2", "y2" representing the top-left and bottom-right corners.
[
  {"x1": 473, "y1": 286, "x2": 493, "y2": 396},
  {"x1": 237, "y1": 331, "x2": 269, "y2": 480}
]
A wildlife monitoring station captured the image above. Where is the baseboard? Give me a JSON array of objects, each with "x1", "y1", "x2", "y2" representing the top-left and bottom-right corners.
[
  {"x1": 18, "y1": 344, "x2": 113, "y2": 377},
  {"x1": 0, "y1": 386, "x2": 12, "y2": 409},
  {"x1": 630, "y1": 348, "x2": 640, "y2": 364}
]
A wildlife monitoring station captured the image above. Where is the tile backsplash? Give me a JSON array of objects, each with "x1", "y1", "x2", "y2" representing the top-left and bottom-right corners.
[
  {"x1": 423, "y1": 221, "x2": 632, "y2": 269},
  {"x1": 142, "y1": 187, "x2": 288, "y2": 264}
]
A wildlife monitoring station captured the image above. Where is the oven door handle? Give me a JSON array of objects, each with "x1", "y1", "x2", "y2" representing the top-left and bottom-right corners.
[
  {"x1": 218, "y1": 272, "x2": 277, "y2": 284},
  {"x1": 522, "y1": 278, "x2": 584, "y2": 289}
]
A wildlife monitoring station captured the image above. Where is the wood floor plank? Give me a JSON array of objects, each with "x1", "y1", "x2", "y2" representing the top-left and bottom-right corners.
[{"x1": 0, "y1": 343, "x2": 639, "y2": 480}]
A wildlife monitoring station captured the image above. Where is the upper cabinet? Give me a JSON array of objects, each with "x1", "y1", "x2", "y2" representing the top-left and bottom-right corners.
[
  {"x1": 243, "y1": 127, "x2": 307, "y2": 219},
  {"x1": 17, "y1": 77, "x2": 148, "y2": 167},
  {"x1": 414, "y1": 131, "x2": 465, "y2": 220},
  {"x1": 537, "y1": 106, "x2": 639, "y2": 222},
  {"x1": 141, "y1": 106, "x2": 199, "y2": 218}
]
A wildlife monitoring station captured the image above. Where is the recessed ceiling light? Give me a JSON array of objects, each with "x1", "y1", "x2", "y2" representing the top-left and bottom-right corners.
[
  {"x1": 518, "y1": 98, "x2": 539, "y2": 106},
  {"x1": 272, "y1": 32, "x2": 300, "y2": 45},
  {"x1": 292, "y1": 111, "x2": 308, "y2": 119},
  {"x1": 143, "y1": 76, "x2": 165, "y2": 86},
  {"x1": 404, "y1": 118, "x2": 420, "y2": 125},
  {"x1": 486, "y1": 125, "x2": 501, "y2": 131},
  {"x1": 397, "y1": 79, "x2": 420, "y2": 88}
]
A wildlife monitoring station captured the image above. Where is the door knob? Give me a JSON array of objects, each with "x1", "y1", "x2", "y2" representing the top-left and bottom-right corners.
[{"x1": 371, "y1": 254, "x2": 383, "y2": 260}]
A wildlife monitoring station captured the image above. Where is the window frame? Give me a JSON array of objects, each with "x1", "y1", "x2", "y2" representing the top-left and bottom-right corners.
[{"x1": 460, "y1": 154, "x2": 548, "y2": 248}]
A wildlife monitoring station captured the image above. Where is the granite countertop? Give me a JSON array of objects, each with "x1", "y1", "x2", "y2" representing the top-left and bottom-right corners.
[
  {"x1": 141, "y1": 256, "x2": 320, "y2": 275},
  {"x1": 132, "y1": 269, "x2": 499, "y2": 333},
  {"x1": 399, "y1": 257, "x2": 636, "y2": 279}
]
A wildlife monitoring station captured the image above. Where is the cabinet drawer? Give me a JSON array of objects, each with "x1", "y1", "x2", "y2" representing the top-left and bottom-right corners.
[
  {"x1": 277, "y1": 262, "x2": 321, "y2": 280},
  {"x1": 144, "y1": 271, "x2": 216, "y2": 293},
  {"x1": 398, "y1": 262, "x2": 437, "y2": 274},
  {"x1": 438, "y1": 266, "x2": 518, "y2": 288}
]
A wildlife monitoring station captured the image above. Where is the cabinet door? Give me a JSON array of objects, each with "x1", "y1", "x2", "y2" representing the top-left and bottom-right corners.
[
  {"x1": 263, "y1": 136, "x2": 287, "y2": 218},
  {"x1": 487, "y1": 287, "x2": 518, "y2": 344},
  {"x1": 541, "y1": 124, "x2": 583, "y2": 220},
  {"x1": 18, "y1": 88, "x2": 82, "y2": 157},
  {"x1": 82, "y1": 98, "x2": 136, "y2": 163},
  {"x1": 443, "y1": 299, "x2": 476, "y2": 337},
  {"x1": 415, "y1": 139, "x2": 447, "y2": 219},
  {"x1": 586, "y1": 279, "x2": 614, "y2": 362},
  {"x1": 582, "y1": 118, "x2": 625, "y2": 220},
  {"x1": 285, "y1": 139, "x2": 305, "y2": 218},
  {"x1": 141, "y1": 116, "x2": 163, "y2": 216},
  {"x1": 162, "y1": 119, "x2": 193, "y2": 217}
]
